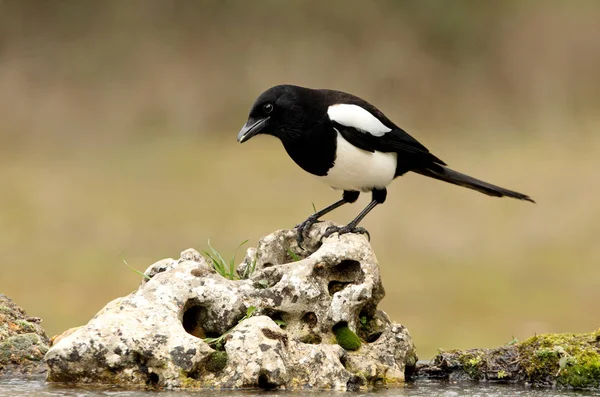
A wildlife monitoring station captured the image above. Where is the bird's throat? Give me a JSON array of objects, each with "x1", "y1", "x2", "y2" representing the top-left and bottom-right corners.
[{"x1": 279, "y1": 127, "x2": 336, "y2": 177}]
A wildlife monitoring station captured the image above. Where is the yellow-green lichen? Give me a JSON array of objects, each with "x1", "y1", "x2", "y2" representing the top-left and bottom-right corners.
[
  {"x1": 333, "y1": 323, "x2": 361, "y2": 351},
  {"x1": 457, "y1": 351, "x2": 484, "y2": 379},
  {"x1": 178, "y1": 369, "x2": 206, "y2": 388},
  {"x1": 13, "y1": 319, "x2": 36, "y2": 333}
]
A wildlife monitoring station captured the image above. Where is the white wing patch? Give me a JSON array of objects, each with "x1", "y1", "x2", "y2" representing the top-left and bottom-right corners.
[{"x1": 327, "y1": 104, "x2": 391, "y2": 137}]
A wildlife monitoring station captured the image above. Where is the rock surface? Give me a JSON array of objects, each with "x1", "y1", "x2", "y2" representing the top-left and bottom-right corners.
[
  {"x1": 415, "y1": 329, "x2": 600, "y2": 389},
  {"x1": 0, "y1": 294, "x2": 50, "y2": 378},
  {"x1": 45, "y1": 222, "x2": 417, "y2": 390}
]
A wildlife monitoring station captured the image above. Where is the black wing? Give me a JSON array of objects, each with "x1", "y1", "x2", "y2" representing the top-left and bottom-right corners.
[
  {"x1": 321, "y1": 88, "x2": 447, "y2": 168},
  {"x1": 333, "y1": 121, "x2": 447, "y2": 168}
]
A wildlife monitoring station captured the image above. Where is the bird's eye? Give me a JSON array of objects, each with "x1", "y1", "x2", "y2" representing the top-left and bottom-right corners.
[{"x1": 263, "y1": 103, "x2": 274, "y2": 114}]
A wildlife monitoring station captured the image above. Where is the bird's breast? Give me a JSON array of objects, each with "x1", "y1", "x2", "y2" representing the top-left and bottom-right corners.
[{"x1": 320, "y1": 133, "x2": 397, "y2": 191}]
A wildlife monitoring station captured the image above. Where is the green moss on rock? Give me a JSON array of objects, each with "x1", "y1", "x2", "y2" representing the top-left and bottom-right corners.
[
  {"x1": 418, "y1": 329, "x2": 600, "y2": 389},
  {"x1": 206, "y1": 351, "x2": 228, "y2": 373},
  {"x1": 519, "y1": 329, "x2": 600, "y2": 388},
  {"x1": 357, "y1": 310, "x2": 386, "y2": 343},
  {"x1": 333, "y1": 323, "x2": 361, "y2": 351}
]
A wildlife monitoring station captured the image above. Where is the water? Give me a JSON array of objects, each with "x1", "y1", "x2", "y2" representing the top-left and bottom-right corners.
[{"x1": 1, "y1": 379, "x2": 599, "y2": 397}]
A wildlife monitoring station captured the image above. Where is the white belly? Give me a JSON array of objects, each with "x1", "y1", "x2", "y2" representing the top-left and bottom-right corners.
[{"x1": 319, "y1": 133, "x2": 397, "y2": 191}]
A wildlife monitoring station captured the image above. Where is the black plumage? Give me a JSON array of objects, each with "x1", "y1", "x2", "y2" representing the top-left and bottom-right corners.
[{"x1": 237, "y1": 84, "x2": 534, "y2": 241}]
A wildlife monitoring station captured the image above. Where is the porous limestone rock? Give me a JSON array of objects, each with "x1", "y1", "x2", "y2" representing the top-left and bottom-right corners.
[
  {"x1": 45, "y1": 222, "x2": 416, "y2": 390},
  {"x1": 0, "y1": 294, "x2": 50, "y2": 378}
]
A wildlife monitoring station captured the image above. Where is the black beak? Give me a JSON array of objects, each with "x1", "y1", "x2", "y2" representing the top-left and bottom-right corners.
[{"x1": 237, "y1": 117, "x2": 269, "y2": 143}]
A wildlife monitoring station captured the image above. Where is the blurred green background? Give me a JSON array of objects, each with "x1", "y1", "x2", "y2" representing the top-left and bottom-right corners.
[{"x1": 1, "y1": 0, "x2": 599, "y2": 359}]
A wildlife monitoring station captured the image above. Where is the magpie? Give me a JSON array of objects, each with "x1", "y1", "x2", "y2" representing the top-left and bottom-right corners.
[{"x1": 237, "y1": 84, "x2": 534, "y2": 242}]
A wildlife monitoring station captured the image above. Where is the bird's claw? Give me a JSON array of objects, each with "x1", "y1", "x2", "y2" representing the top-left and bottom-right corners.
[
  {"x1": 295, "y1": 215, "x2": 321, "y2": 245},
  {"x1": 322, "y1": 225, "x2": 371, "y2": 241}
]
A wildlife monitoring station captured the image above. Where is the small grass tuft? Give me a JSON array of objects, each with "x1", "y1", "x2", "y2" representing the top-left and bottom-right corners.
[
  {"x1": 286, "y1": 248, "x2": 301, "y2": 262},
  {"x1": 203, "y1": 239, "x2": 249, "y2": 280},
  {"x1": 122, "y1": 257, "x2": 151, "y2": 280},
  {"x1": 273, "y1": 319, "x2": 286, "y2": 328}
]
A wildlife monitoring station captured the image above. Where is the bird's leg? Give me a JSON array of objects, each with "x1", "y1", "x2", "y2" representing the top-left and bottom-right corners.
[
  {"x1": 296, "y1": 190, "x2": 360, "y2": 244},
  {"x1": 323, "y1": 188, "x2": 387, "y2": 241},
  {"x1": 322, "y1": 201, "x2": 377, "y2": 240}
]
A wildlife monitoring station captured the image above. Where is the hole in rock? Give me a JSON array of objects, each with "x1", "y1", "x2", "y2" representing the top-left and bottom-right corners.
[
  {"x1": 265, "y1": 310, "x2": 287, "y2": 329},
  {"x1": 346, "y1": 375, "x2": 365, "y2": 392},
  {"x1": 258, "y1": 371, "x2": 279, "y2": 390},
  {"x1": 323, "y1": 260, "x2": 365, "y2": 296},
  {"x1": 339, "y1": 353, "x2": 349, "y2": 369},
  {"x1": 301, "y1": 312, "x2": 318, "y2": 327},
  {"x1": 328, "y1": 280, "x2": 351, "y2": 296},
  {"x1": 182, "y1": 305, "x2": 210, "y2": 338},
  {"x1": 146, "y1": 372, "x2": 159, "y2": 386},
  {"x1": 263, "y1": 262, "x2": 274, "y2": 268},
  {"x1": 132, "y1": 351, "x2": 157, "y2": 386},
  {"x1": 357, "y1": 307, "x2": 384, "y2": 343},
  {"x1": 331, "y1": 260, "x2": 364, "y2": 282},
  {"x1": 182, "y1": 299, "x2": 244, "y2": 339},
  {"x1": 365, "y1": 332, "x2": 382, "y2": 343},
  {"x1": 299, "y1": 333, "x2": 322, "y2": 344},
  {"x1": 182, "y1": 306, "x2": 202, "y2": 337}
]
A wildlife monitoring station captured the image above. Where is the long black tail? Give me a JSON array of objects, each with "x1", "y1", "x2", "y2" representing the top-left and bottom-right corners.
[{"x1": 413, "y1": 166, "x2": 535, "y2": 203}]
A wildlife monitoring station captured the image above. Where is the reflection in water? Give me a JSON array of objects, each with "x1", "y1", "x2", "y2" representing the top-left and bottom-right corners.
[{"x1": 0, "y1": 379, "x2": 598, "y2": 397}]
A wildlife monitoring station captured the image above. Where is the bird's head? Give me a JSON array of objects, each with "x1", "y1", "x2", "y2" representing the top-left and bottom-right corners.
[{"x1": 237, "y1": 85, "x2": 312, "y2": 143}]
